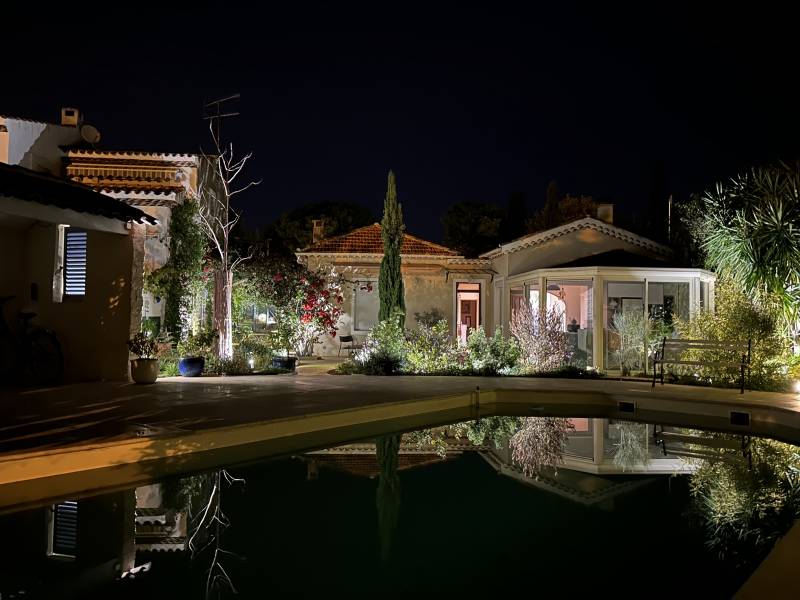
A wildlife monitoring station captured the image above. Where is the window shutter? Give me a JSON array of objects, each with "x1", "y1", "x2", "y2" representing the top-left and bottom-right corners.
[
  {"x1": 51, "y1": 501, "x2": 78, "y2": 557},
  {"x1": 64, "y1": 230, "x2": 87, "y2": 296}
]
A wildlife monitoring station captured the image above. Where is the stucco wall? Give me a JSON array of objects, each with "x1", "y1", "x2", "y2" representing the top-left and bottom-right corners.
[
  {"x1": 303, "y1": 256, "x2": 491, "y2": 356},
  {"x1": 0, "y1": 117, "x2": 82, "y2": 175},
  {"x1": 0, "y1": 227, "x2": 28, "y2": 316},
  {"x1": 20, "y1": 225, "x2": 133, "y2": 381}
]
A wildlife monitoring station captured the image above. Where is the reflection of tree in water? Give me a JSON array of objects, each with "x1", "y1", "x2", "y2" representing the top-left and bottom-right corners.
[
  {"x1": 509, "y1": 417, "x2": 574, "y2": 478},
  {"x1": 184, "y1": 470, "x2": 245, "y2": 599},
  {"x1": 612, "y1": 421, "x2": 650, "y2": 472},
  {"x1": 375, "y1": 435, "x2": 401, "y2": 564}
]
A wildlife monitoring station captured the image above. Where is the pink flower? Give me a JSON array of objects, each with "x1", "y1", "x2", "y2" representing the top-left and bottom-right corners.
[{"x1": 273, "y1": 273, "x2": 284, "y2": 282}]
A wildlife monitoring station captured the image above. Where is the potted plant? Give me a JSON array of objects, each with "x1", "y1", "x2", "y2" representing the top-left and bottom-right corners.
[
  {"x1": 128, "y1": 332, "x2": 159, "y2": 384},
  {"x1": 177, "y1": 330, "x2": 216, "y2": 377}
]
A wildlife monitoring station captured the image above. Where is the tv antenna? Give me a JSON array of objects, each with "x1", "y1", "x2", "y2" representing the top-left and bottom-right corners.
[{"x1": 203, "y1": 93, "x2": 240, "y2": 145}]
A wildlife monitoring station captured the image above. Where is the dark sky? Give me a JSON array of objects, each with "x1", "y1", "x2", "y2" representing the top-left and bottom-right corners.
[{"x1": 5, "y1": 3, "x2": 799, "y2": 241}]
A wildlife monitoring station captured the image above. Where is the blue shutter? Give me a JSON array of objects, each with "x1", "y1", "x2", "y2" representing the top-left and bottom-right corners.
[
  {"x1": 64, "y1": 230, "x2": 87, "y2": 296},
  {"x1": 52, "y1": 501, "x2": 78, "y2": 556}
]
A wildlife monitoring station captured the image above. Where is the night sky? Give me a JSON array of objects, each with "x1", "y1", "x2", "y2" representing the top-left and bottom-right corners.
[{"x1": 5, "y1": 3, "x2": 799, "y2": 242}]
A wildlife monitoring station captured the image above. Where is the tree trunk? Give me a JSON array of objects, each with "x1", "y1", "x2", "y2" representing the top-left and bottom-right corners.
[{"x1": 214, "y1": 268, "x2": 234, "y2": 359}]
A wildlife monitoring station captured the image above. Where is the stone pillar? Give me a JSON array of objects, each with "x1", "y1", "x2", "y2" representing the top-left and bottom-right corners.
[
  {"x1": 592, "y1": 275, "x2": 604, "y2": 370},
  {"x1": 129, "y1": 223, "x2": 146, "y2": 339}
]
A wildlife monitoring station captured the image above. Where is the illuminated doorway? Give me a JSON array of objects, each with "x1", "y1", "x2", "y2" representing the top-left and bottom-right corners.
[{"x1": 456, "y1": 282, "x2": 481, "y2": 343}]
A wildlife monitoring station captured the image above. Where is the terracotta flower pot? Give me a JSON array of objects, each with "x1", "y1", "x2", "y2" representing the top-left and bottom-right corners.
[{"x1": 131, "y1": 358, "x2": 159, "y2": 384}]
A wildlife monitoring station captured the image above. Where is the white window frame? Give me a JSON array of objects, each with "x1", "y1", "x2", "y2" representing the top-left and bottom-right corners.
[
  {"x1": 46, "y1": 501, "x2": 78, "y2": 560},
  {"x1": 62, "y1": 227, "x2": 88, "y2": 300},
  {"x1": 452, "y1": 279, "x2": 485, "y2": 339},
  {"x1": 352, "y1": 278, "x2": 379, "y2": 334}
]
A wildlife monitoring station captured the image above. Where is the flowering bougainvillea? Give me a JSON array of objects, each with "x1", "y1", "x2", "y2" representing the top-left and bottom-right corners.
[{"x1": 258, "y1": 260, "x2": 345, "y2": 356}]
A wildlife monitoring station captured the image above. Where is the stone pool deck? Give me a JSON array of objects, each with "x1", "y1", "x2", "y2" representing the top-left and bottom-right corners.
[
  {"x1": 2, "y1": 373, "x2": 800, "y2": 510},
  {"x1": 3, "y1": 371, "x2": 800, "y2": 597}
]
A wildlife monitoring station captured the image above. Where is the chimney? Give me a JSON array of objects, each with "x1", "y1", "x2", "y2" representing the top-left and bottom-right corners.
[
  {"x1": 597, "y1": 203, "x2": 614, "y2": 225},
  {"x1": 60, "y1": 107, "x2": 81, "y2": 127},
  {"x1": 312, "y1": 219, "x2": 325, "y2": 243}
]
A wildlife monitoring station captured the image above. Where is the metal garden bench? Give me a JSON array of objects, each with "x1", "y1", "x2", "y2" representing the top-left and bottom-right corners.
[{"x1": 651, "y1": 337, "x2": 751, "y2": 394}]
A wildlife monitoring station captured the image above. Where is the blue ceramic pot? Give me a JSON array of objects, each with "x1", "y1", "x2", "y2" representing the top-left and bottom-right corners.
[
  {"x1": 179, "y1": 356, "x2": 205, "y2": 377},
  {"x1": 271, "y1": 356, "x2": 297, "y2": 371}
]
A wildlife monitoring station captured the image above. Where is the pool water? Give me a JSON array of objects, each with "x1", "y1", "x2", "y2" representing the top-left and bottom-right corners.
[{"x1": 0, "y1": 418, "x2": 785, "y2": 599}]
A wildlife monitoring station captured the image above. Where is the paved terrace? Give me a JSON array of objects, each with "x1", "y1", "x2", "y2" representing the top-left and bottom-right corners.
[{"x1": 2, "y1": 372, "x2": 800, "y2": 511}]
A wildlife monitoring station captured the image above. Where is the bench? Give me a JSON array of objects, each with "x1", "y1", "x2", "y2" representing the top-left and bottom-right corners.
[
  {"x1": 652, "y1": 337, "x2": 751, "y2": 393},
  {"x1": 338, "y1": 335, "x2": 363, "y2": 357}
]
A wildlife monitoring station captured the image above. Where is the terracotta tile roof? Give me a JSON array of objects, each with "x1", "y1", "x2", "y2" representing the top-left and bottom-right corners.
[
  {"x1": 299, "y1": 223, "x2": 459, "y2": 256},
  {"x1": 311, "y1": 453, "x2": 448, "y2": 478}
]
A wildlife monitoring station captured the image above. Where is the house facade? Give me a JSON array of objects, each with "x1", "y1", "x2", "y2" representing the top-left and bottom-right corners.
[
  {"x1": 299, "y1": 208, "x2": 714, "y2": 367},
  {"x1": 297, "y1": 223, "x2": 495, "y2": 356},
  {"x1": 2, "y1": 107, "x2": 210, "y2": 338},
  {"x1": 0, "y1": 163, "x2": 155, "y2": 381},
  {"x1": 64, "y1": 148, "x2": 204, "y2": 331}
]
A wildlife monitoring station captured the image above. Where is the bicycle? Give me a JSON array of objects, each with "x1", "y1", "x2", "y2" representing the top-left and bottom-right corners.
[{"x1": 0, "y1": 295, "x2": 64, "y2": 385}]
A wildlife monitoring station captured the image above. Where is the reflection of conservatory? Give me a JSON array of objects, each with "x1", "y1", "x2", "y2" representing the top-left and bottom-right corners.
[
  {"x1": 482, "y1": 211, "x2": 715, "y2": 371},
  {"x1": 561, "y1": 418, "x2": 693, "y2": 475}
]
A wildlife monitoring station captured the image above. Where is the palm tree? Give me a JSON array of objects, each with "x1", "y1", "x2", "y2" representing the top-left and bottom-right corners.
[{"x1": 698, "y1": 162, "x2": 800, "y2": 339}]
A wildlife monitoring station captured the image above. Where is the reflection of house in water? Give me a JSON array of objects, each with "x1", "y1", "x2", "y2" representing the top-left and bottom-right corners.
[
  {"x1": 134, "y1": 483, "x2": 188, "y2": 554},
  {"x1": 0, "y1": 481, "x2": 190, "y2": 598},
  {"x1": 303, "y1": 440, "x2": 475, "y2": 479}
]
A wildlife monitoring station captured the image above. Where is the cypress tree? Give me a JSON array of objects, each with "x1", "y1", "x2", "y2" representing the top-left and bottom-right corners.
[{"x1": 378, "y1": 170, "x2": 405, "y2": 323}]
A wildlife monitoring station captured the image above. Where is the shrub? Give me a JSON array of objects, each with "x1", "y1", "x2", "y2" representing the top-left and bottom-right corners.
[
  {"x1": 675, "y1": 277, "x2": 789, "y2": 390},
  {"x1": 451, "y1": 416, "x2": 522, "y2": 449},
  {"x1": 178, "y1": 329, "x2": 218, "y2": 358},
  {"x1": 237, "y1": 334, "x2": 274, "y2": 370},
  {"x1": 414, "y1": 308, "x2": 446, "y2": 328},
  {"x1": 509, "y1": 417, "x2": 575, "y2": 478},
  {"x1": 466, "y1": 326, "x2": 520, "y2": 375},
  {"x1": 352, "y1": 316, "x2": 406, "y2": 375},
  {"x1": 689, "y1": 437, "x2": 800, "y2": 565},
  {"x1": 206, "y1": 353, "x2": 253, "y2": 376},
  {"x1": 159, "y1": 358, "x2": 181, "y2": 377},
  {"x1": 611, "y1": 421, "x2": 650, "y2": 471},
  {"x1": 610, "y1": 311, "x2": 647, "y2": 375},
  {"x1": 404, "y1": 428, "x2": 449, "y2": 458},
  {"x1": 404, "y1": 319, "x2": 463, "y2": 374},
  {"x1": 334, "y1": 360, "x2": 363, "y2": 375},
  {"x1": 510, "y1": 302, "x2": 570, "y2": 374}
]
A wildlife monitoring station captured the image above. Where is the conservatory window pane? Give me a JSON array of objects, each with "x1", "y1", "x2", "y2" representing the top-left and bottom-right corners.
[
  {"x1": 648, "y1": 281, "x2": 690, "y2": 326},
  {"x1": 547, "y1": 279, "x2": 593, "y2": 367},
  {"x1": 605, "y1": 281, "x2": 644, "y2": 372}
]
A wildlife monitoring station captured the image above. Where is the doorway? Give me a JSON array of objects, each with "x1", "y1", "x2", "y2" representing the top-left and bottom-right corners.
[{"x1": 456, "y1": 282, "x2": 481, "y2": 343}]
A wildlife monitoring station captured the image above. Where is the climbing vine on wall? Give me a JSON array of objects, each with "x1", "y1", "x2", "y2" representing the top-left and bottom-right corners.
[{"x1": 145, "y1": 200, "x2": 206, "y2": 338}]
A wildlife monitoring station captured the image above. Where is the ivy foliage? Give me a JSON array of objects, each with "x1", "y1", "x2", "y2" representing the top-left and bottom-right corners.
[{"x1": 146, "y1": 201, "x2": 206, "y2": 338}]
